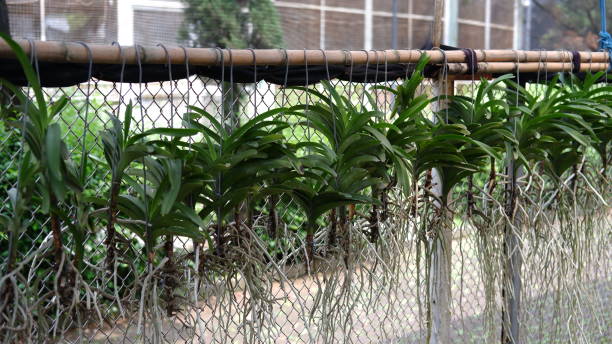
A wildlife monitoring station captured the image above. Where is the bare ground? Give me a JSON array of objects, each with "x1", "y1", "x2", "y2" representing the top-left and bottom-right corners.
[{"x1": 66, "y1": 234, "x2": 610, "y2": 344}]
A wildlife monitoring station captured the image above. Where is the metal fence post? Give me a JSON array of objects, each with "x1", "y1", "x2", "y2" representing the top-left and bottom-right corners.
[
  {"x1": 501, "y1": 157, "x2": 523, "y2": 344},
  {"x1": 501, "y1": 79, "x2": 524, "y2": 344},
  {"x1": 429, "y1": 2, "x2": 452, "y2": 343}
]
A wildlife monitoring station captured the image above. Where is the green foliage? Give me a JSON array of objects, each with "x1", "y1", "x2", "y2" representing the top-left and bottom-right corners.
[
  {"x1": 0, "y1": 122, "x2": 20, "y2": 208},
  {"x1": 536, "y1": 0, "x2": 611, "y2": 50},
  {"x1": 1, "y1": 29, "x2": 609, "y2": 263},
  {"x1": 502, "y1": 75, "x2": 598, "y2": 178},
  {"x1": 0, "y1": 32, "x2": 90, "y2": 270},
  {"x1": 180, "y1": 0, "x2": 284, "y2": 49},
  {"x1": 289, "y1": 80, "x2": 390, "y2": 193},
  {"x1": 182, "y1": 106, "x2": 296, "y2": 221},
  {"x1": 378, "y1": 57, "x2": 502, "y2": 200}
]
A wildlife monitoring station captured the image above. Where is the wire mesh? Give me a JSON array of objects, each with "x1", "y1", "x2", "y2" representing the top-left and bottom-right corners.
[
  {"x1": 4, "y1": 0, "x2": 520, "y2": 50},
  {"x1": 0, "y1": 63, "x2": 610, "y2": 344}
]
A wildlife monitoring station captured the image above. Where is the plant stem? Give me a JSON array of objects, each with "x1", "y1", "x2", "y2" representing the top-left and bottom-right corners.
[
  {"x1": 424, "y1": 169, "x2": 433, "y2": 191},
  {"x1": 234, "y1": 206, "x2": 241, "y2": 232},
  {"x1": 215, "y1": 174, "x2": 224, "y2": 256},
  {"x1": 306, "y1": 229, "x2": 314, "y2": 269},
  {"x1": 105, "y1": 179, "x2": 120, "y2": 270},
  {"x1": 339, "y1": 205, "x2": 350, "y2": 266},
  {"x1": 267, "y1": 195, "x2": 278, "y2": 239},
  {"x1": 50, "y1": 196, "x2": 62, "y2": 268},
  {"x1": 571, "y1": 164, "x2": 578, "y2": 192},
  {"x1": 601, "y1": 143, "x2": 608, "y2": 180},
  {"x1": 381, "y1": 187, "x2": 390, "y2": 222},
  {"x1": 215, "y1": 222, "x2": 224, "y2": 257},
  {"x1": 328, "y1": 208, "x2": 337, "y2": 247},
  {"x1": 245, "y1": 198, "x2": 253, "y2": 232},
  {"x1": 5, "y1": 219, "x2": 19, "y2": 274},
  {"x1": 488, "y1": 157, "x2": 497, "y2": 195},
  {"x1": 164, "y1": 234, "x2": 176, "y2": 316},
  {"x1": 467, "y1": 175, "x2": 474, "y2": 217},
  {"x1": 369, "y1": 190, "x2": 380, "y2": 243}
]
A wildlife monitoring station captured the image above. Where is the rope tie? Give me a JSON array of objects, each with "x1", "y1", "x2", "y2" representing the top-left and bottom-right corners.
[
  {"x1": 461, "y1": 48, "x2": 478, "y2": 75},
  {"x1": 571, "y1": 51, "x2": 581, "y2": 74},
  {"x1": 600, "y1": 32, "x2": 612, "y2": 50}
]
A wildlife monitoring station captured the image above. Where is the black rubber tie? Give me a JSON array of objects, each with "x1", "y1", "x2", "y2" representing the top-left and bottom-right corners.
[
  {"x1": 461, "y1": 48, "x2": 478, "y2": 75},
  {"x1": 571, "y1": 51, "x2": 581, "y2": 74}
]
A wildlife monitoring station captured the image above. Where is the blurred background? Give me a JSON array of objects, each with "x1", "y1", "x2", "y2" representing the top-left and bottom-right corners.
[{"x1": 0, "y1": 0, "x2": 608, "y2": 51}]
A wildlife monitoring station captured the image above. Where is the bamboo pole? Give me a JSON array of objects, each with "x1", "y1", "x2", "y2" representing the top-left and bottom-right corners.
[
  {"x1": 447, "y1": 62, "x2": 610, "y2": 74},
  {"x1": 0, "y1": 39, "x2": 608, "y2": 67}
]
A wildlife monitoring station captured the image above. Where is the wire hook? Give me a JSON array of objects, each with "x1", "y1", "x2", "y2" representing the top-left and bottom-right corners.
[{"x1": 157, "y1": 43, "x2": 176, "y2": 127}]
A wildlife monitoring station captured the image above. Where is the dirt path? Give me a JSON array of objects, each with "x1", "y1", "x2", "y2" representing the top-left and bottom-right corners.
[{"x1": 69, "y1": 232, "x2": 610, "y2": 344}]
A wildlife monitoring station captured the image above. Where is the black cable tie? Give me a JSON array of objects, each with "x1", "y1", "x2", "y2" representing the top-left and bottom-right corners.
[
  {"x1": 462, "y1": 48, "x2": 478, "y2": 75},
  {"x1": 571, "y1": 51, "x2": 581, "y2": 74}
]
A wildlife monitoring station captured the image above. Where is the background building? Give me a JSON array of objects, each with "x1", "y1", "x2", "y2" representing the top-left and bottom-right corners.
[
  {"x1": 5, "y1": 0, "x2": 521, "y2": 50},
  {"x1": 275, "y1": 0, "x2": 518, "y2": 50}
]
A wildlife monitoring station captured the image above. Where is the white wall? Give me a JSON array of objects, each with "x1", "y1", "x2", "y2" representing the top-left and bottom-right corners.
[{"x1": 117, "y1": 0, "x2": 185, "y2": 46}]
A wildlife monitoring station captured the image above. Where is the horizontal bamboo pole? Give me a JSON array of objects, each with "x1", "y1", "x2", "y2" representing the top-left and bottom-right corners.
[
  {"x1": 447, "y1": 62, "x2": 611, "y2": 74},
  {"x1": 0, "y1": 40, "x2": 609, "y2": 68}
]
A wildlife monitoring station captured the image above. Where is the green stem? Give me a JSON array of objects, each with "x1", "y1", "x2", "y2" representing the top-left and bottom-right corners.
[
  {"x1": 381, "y1": 176, "x2": 395, "y2": 223},
  {"x1": 105, "y1": 178, "x2": 120, "y2": 270}
]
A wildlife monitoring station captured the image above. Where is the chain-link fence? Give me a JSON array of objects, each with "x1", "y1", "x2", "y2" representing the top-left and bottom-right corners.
[{"x1": 0, "y1": 47, "x2": 610, "y2": 344}]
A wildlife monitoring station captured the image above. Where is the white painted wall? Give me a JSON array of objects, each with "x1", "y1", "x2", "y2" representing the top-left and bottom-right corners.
[{"x1": 117, "y1": 0, "x2": 185, "y2": 46}]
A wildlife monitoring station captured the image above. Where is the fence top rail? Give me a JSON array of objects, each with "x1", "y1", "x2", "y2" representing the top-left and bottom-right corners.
[{"x1": 0, "y1": 39, "x2": 610, "y2": 67}]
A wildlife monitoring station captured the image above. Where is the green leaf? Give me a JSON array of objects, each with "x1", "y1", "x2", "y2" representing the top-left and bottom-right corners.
[
  {"x1": 552, "y1": 123, "x2": 590, "y2": 147},
  {"x1": 45, "y1": 123, "x2": 63, "y2": 183},
  {"x1": 312, "y1": 192, "x2": 373, "y2": 220},
  {"x1": 128, "y1": 127, "x2": 199, "y2": 145},
  {"x1": 123, "y1": 102, "x2": 133, "y2": 144},
  {"x1": 161, "y1": 159, "x2": 182, "y2": 215},
  {"x1": 186, "y1": 106, "x2": 226, "y2": 136},
  {"x1": 0, "y1": 33, "x2": 47, "y2": 120},
  {"x1": 152, "y1": 225, "x2": 204, "y2": 241}
]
